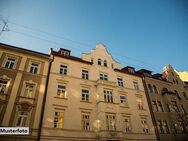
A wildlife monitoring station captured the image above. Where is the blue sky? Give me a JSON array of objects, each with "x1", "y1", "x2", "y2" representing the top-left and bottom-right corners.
[{"x1": 0, "y1": 0, "x2": 188, "y2": 73}]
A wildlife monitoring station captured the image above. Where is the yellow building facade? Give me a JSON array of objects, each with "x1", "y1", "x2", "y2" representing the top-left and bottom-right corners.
[
  {"x1": 40, "y1": 44, "x2": 157, "y2": 141},
  {"x1": 0, "y1": 43, "x2": 49, "y2": 141}
]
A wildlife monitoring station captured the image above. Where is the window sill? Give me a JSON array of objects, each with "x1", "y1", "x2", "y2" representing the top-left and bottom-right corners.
[
  {"x1": 80, "y1": 100, "x2": 92, "y2": 104},
  {"x1": 54, "y1": 96, "x2": 68, "y2": 100},
  {"x1": 120, "y1": 105, "x2": 129, "y2": 108}
]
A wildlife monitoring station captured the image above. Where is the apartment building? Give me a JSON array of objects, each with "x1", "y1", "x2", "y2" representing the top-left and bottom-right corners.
[
  {"x1": 40, "y1": 44, "x2": 157, "y2": 141},
  {"x1": 0, "y1": 43, "x2": 49, "y2": 141},
  {"x1": 138, "y1": 65, "x2": 188, "y2": 141}
]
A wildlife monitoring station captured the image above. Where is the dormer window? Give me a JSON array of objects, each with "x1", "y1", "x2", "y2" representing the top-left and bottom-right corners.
[
  {"x1": 98, "y1": 59, "x2": 102, "y2": 65},
  {"x1": 61, "y1": 51, "x2": 70, "y2": 56},
  {"x1": 58, "y1": 48, "x2": 71, "y2": 56},
  {"x1": 128, "y1": 68, "x2": 135, "y2": 73}
]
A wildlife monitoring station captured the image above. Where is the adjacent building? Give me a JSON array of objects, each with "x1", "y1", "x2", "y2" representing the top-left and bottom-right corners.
[
  {"x1": 0, "y1": 43, "x2": 50, "y2": 141},
  {"x1": 138, "y1": 65, "x2": 188, "y2": 141},
  {"x1": 40, "y1": 44, "x2": 157, "y2": 141}
]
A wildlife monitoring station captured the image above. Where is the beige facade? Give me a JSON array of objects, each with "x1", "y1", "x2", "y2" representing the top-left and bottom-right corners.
[
  {"x1": 41, "y1": 44, "x2": 157, "y2": 141},
  {"x1": 0, "y1": 43, "x2": 49, "y2": 141},
  {"x1": 139, "y1": 65, "x2": 188, "y2": 141}
]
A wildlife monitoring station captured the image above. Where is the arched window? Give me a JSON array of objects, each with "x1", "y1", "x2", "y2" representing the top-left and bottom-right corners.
[
  {"x1": 148, "y1": 84, "x2": 153, "y2": 93},
  {"x1": 104, "y1": 60, "x2": 107, "y2": 67},
  {"x1": 153, "y1": 85, "x2": 158, "y2": 94},
  {"x1": 98, "y1": 58, "x2": 101, "y2": 65}
]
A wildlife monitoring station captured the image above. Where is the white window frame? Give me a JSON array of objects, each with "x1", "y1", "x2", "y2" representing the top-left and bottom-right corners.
[
  {"x1": 106, "y1": 114, "x2": 116, "y2": 130},
  {"x1": 136, "y1": 97, "x2": 143, "y2": 110},
  {"x1": 81, "y1": 114, "x2": 90, "y2": 130},
  {"x1": 120, "y1": 95, "x2": 126, "y2": 104},
  {"x1": 30, "y1": 62, "x2": 39, "y2": 74},
  {"x1": 0, "y1": 79, "x2": 8, "y2": 94},
  {"x1": 133, "y1": 81, "x2": 139, "y2": 90},
  {"x1": 16, "y1": 111, "x2": 29, "y2": 127},
  {"x1": 141, "y1": 119, "x2": 149, "y2": 133},
  {"x1": 124, "y1": 117, "x2": 131, "y2": 132},
  {"x1": 82, "y1": 70, "x2": 89, "y2": 80},
  {"x1": 100, "y1": 73, "x2": 108, "y2": 80},
  {"x1": 81, "y1": 89, "x2": 89, "y2": 102},
  {"x1": 23, "y1": 83, "x2": 35, "y2": 98},
  {"x1": 104, "y1": 89, "x2": 113, "y2": 103},
  {"x1": 57, "y1": 84, "x2": 66, "y2": 98},
  {"x1": 4, "y1": 56, "x2": 16, "y2": 69},
  {"x1": 117, "y1": 78, "x2": 124, "y2": 87},
  {"x1": 60, "y1": 64, "x2": 68, "y2": 75}
]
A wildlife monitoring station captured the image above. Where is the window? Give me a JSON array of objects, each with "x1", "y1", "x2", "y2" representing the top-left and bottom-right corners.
[
  {"x1": 104, "y1": 90, "x2": 113, "y2": 103},
  {"x1": 82, "y1": 70, "x2": 89, "y2": 80},
  {"x1": 157, "y1": 120, "x2": 164, "y2": 134},
  {"x1": 0, "y1": 80, "x2": 8, "y2": 93},
  {"x1": 133, "y1": 81, "x2": 139, "y2": 90},
  {"x1": 141, "y1": 119, "x2": 149, "y2": 133},
  {"x1": 106, "y1": 114, "x2": 116, "y2": 130},
  {"x1": 82, "y1": 89, "x2": 89, "y2": 102},
  {"x1": 120, "y1": 96, "x2": 126, "y2": 104},
  {"x1": 128, "y1": 68, "x2": 135, "y2": 73},
  {"x1": 57, "y1": 85, "x2": 66, "y2": 98},
  {"x1": 124, "y1": 117, "x2": 131, "y2": 132},
  {"x1": 30, "y1": 63, "x2": 39, "y2": 74},
  {"x1": 117, "y1": 78, "x2": 124, "y2": 87},
  {"x1": 171, "y1": 101, "x2": 179, "y2": 112},
  {"x1": 81, "y1": 114, "x2": 90, "y2": 130},
  {"x1": 181, "y1": 105, "x2": 186, "y2": 114},
  {"x1": 158, "y1": 101, "x2": 164, "y2": 112},
  {"x1": 153, "y1": 85, "x2": 158, "y2": 94},
  {"x1": 100, "y1": 73, "x2": 108, "y2": 80},
  {"x1": 152, "y1": 101, "x2": 158, "y2": 112},
  {"x1": 111, "y1": 63, "x2": 114, "y2": 69},
  {"x1": 54, "y1": 112, "x2": 64, "y2": 128},
  {"x1": 16, "y1": 111, "x2": 28, "y2": 126},
  {"x1": 136, "y1": 97, "x2": 143, "y2": 110},
  {"x1": 183, "y1": 92, "x2": 187, "y2": 99},
  {"x1": 5, "y1": 57, "x2": 15, "y2": 69},
  {"x1": 163, "y1": 120, "x2": 170, "y2": 134},
  {"x1": 173, "y1": 79, "x2": 175, "y2": 84},
  {"x1": 176, "y1": 79, "x2": 178, "y2": 84},
  {"x1": 104, "y1": 60, "x2": 107, "y2": 67},
  {"x1": 23, "y1": 84, "x2": 34, "y2": 97},
  {"x1": 61, "y1": 50, "x2": 69, "y2": 56},
  {"x1": 98, "y1": 58, "x2": 101, "y2": 65},
  {"x1": 148, "y1": 84, "x2": 153, "y2": 93},
  {"x1": 179, "y1": 121, "x2": 186, "y2": 133},
  {"x1": 60, "y1": 65, "x2": 67, "y2": 75}
]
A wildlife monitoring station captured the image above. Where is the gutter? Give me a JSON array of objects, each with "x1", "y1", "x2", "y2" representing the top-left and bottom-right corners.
[
  {"x1": 142, "y1": 77, "x2": 161, "y2": 141},
  {"x1": 37, "y1": 50, "x2": 54, "y2": 141}
]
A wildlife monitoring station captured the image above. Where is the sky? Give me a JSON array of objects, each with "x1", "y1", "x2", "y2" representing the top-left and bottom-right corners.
[{"x1": 0, "y1": 0, "x2": 188, "y2": 73}]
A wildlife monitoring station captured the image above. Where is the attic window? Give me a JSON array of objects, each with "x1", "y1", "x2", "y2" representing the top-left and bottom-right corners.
[
  {"x1": 61, "y1": 51, "x2": 70, "y2": 56},
  {"x1": 128, "y1": 68, "x2": 134, "y2": 73}
]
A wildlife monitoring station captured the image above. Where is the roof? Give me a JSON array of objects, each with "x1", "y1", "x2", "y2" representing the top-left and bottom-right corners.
[
  {"x1": 137, "y1": 69, "x2": 152, "y2": 74},
  {"x1": 0, "y1": 43, "x2": 49, "y2": 59},
  {"x1": 52, "y1": 51, "x2": 93, "y2": 65},
  {"x1": 114, "y1": 68, "x2": 142, "y2": 77}
]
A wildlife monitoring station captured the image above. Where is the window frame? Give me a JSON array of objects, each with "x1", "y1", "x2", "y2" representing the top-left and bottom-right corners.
[
  {"x1": 82, "y1": 70, "x2": 89, "y2": 80},
  {"x1": 59, "y1": 64, "x2": 68, "y2": 75},
  {"x1": 81, "y1": 113, "x2": 90, "y2": 131},
  {"x1": 117, "y1": 78, "x2": 124, "y2": 87},
  {"x1": 54, "y1": 111, "x2": 64, "y2": 128}
]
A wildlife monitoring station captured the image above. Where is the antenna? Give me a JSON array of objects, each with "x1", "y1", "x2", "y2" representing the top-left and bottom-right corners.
[{"x1": 0, "y1": 16, "x2": 9, "y2": 36}]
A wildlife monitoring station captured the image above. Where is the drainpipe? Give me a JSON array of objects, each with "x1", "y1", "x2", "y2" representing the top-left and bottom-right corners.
[
  {"x1": 37, "y1": 49, "x2": 54, "y2": 141},
  {"x1": 142, "y1": 77, "x2": 160, "y2": 141}
]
